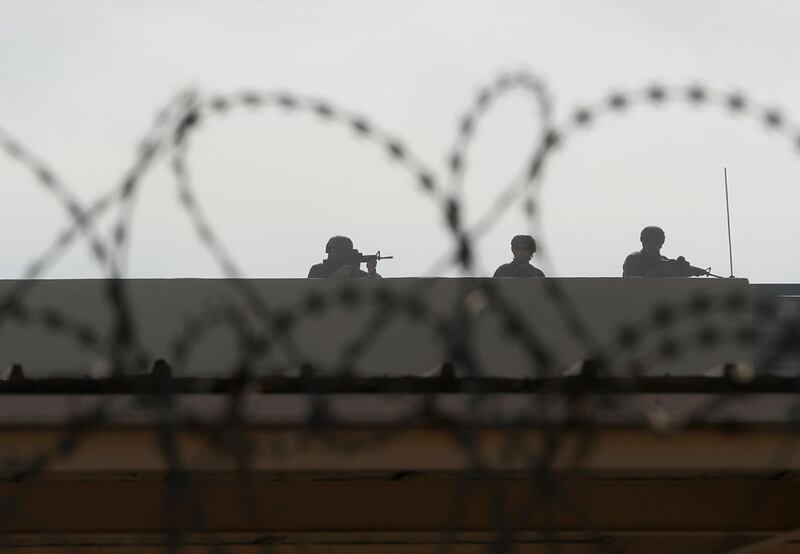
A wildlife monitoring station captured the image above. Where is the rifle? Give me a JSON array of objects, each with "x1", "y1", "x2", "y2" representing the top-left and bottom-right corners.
[
  {"x1": 334, "y1": 249, "x2": 394, "y2": 270},
  {"x1": 666, "y1": 256, "x2": 724, "y2": 278},
  {"x1": 358, "y1": 250, "x2": 394, "y2": 265}
]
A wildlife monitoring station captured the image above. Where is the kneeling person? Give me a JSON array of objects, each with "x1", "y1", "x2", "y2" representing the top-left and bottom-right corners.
[
  {"x1": 493, "y1": 235, "x2": 545, "y2": 278},
  {"x1": 623, "y1": 226, "x2": 707, "y2": 277},
  {"x1": 308, "y1": 235, "x2": 369, "y2": 278}
]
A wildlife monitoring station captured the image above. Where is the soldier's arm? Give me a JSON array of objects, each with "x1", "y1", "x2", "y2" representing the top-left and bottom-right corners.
[{"x1": 622, "y1": 255, "x2": 635, "y2": 277}]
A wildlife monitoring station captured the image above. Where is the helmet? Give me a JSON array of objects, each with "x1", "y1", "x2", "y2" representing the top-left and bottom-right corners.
[
  {"x1": 510, "y1": 234, "x2": 536, "y2": 252},
  {"x1": 640, "y1": 226, "x2": 665, "y2": 245},
  {"x1": 325, "y1": 235, "x2": 353, "y2": 254}
]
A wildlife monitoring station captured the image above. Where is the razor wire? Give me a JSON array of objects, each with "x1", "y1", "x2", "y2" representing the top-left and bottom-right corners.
[{"x1": 0, "y1": 70, "x2": 799, "y2": 553}]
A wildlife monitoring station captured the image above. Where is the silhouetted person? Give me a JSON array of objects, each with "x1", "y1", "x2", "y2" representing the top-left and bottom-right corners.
[
  {"x1": 623, "y1": 226, "x2": 707, "y2": 277},
  {"x1": 308, "y1": 236, "x2": 369, "y2": 278},
  {"x1": 493, "y1": 235, "x2": 545, "y2": 278}
]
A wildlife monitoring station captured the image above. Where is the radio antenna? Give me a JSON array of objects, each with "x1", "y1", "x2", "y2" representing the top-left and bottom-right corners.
[{"x1": 724, "y1": 167, "x2": 734, "y2": 278}]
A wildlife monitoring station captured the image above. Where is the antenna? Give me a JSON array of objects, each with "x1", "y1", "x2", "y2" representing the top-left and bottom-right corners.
[{"x1": 724, "y1": 167, "x2": 734, "y2": 278}]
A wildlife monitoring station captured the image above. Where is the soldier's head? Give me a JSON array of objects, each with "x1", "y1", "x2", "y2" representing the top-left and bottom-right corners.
[
  {"x1": 510, "y1": 235, "x2": 536, "y2": 262},
  {"x1": 325, "y1": 235, "x2": 354, "y2": 260},
  {"x1": 640, "y1": 226, "x2": 665, "y2": 254}
]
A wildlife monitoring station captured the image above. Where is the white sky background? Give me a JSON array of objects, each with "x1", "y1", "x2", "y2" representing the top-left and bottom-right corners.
[{"x1": 1, "y1": 0, "x2": 799, "y2": 282}]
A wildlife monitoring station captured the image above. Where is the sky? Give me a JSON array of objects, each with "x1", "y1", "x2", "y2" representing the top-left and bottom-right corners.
[{"x1": 1, "y1": 0, "x2": 799, "y2": 282}]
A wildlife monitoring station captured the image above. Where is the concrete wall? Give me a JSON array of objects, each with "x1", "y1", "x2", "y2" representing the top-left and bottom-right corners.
[{"x1": 0, "y1": 278, "x2": 751, "y2": 377}]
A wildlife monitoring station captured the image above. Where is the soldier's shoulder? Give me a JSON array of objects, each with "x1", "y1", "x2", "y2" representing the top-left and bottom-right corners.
[
  {"x1": 623, "y1": 251, "x2": 642, "y2": 267},
  {"x1": 308, "y1": 263, "x2": 327, "y2": 278},
  {"x1": 622, "y1": 251, "x2": 641, "y2": 277},
  {"x1": 493, "y1": 263, "x2": 514, "y2": 277}
]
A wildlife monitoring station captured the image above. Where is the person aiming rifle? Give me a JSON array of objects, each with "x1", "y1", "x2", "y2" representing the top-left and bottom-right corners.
[
  {"x1": 308, "y1": 235, "x2": 393, "y2": 278},
  {"x1": 623, "y1": 226, "x2": 712, "y2": 277}
]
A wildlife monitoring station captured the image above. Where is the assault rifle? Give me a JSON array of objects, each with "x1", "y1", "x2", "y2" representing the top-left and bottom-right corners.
[
  {"x1": 661, "y1": 256, "x2": 723, "y2": 278},
  {"x1": 339, "y1": 249, "x2": 394, "y2": 268}
]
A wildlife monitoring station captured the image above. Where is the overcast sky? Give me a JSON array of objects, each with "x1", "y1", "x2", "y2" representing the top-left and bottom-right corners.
[{"x1": 1, "y1": 0, "x2": 799, "y2": 282}]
